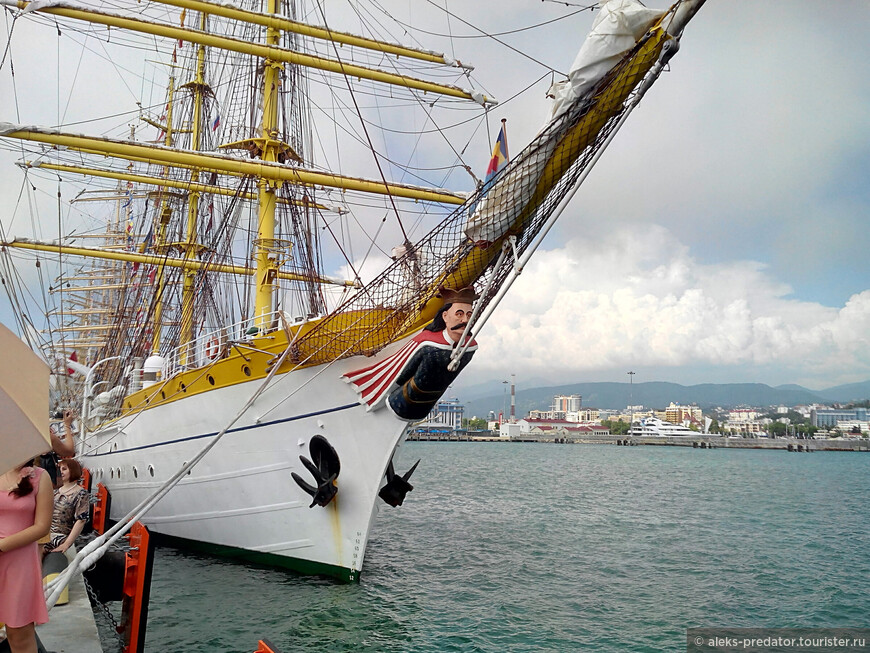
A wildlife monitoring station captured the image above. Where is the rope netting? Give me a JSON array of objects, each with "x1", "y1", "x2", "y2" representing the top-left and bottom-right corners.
[{"x1": 294, "y1": 21, "x2": 673, "y2": 365}]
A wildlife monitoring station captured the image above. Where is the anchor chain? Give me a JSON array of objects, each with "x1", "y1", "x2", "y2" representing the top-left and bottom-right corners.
[{"x1": 82, "y1": 573, "x2": 125, "y2": 653}]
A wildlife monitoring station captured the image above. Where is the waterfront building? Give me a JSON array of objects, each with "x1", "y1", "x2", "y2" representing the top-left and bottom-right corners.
[
  {"x1": 519, "y1": 423, "x2": 610, "y2": 441},
  {"x1": 567, "y1": 424, "x2": 610, "y2": 437},
  {"x1": 413, "y1": 397, "x2": 465, "y2": 435},
  {"x1": 664, "y1": 402, "x2": 703, "y2": 424},
  {"x1": 811, "y1": 407, "x2": 869, "y2": 428},
  {"x1": 724, "y1": 419, "x2": 764, "y2": 435},
  {"x1": 433, "y1": 397, "x2": 464, "y2": 430},
  {"x1": 500, "y1": 422, "x2": 522, "y2": 439},
  {"x1": 835, "y1": 421, "x2": 869, "y2": 435},
  {"x1": 518, "y1": 417, "x2": 574, "y2": 433},
  {"x1": 566, "y1": 408, "x2": 600, "y2": 422}
]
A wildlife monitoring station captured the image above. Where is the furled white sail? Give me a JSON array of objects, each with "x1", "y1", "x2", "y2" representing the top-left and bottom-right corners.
[
  {"x1": 464, "y1": 0, "x2": 666, "y2": 246},
  {"x1": 547, "y1": 0, "x2": 666, "y2": 122}
]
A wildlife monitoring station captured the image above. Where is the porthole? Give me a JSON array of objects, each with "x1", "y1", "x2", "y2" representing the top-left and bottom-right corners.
[
  {"x1": 207, "y1": 375, "x2": 215, "y2": 386},
  {"x1": 117, "y1": 468, "x2": 122, "y2": 479},
  {"x1": 132, "y1": 466, "x2": 138, "y2": 478},
  {"x1": 180, "y1": 382, "x2": 187, "y2": 392},
  {"x1": 148, "y1": 465, "x2": 155, "y2": 477},
  {"x1": 242, "y1": 365, "x2": 251, "y2": 376},
  {"x1": 110, "y1": 468, "x2": 114, "y2": 479},
  {"x1": 161, "y1": 391, "x2": 166, "y2": 400}
]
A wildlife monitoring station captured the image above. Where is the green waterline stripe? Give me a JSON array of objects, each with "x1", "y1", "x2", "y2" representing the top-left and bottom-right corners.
[{"x1": 148, "y1": 531, "x2": 360, "y2": 584}]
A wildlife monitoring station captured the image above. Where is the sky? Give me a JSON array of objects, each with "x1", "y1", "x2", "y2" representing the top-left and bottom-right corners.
[
  {"x1": 1, "y1": 1, "x2": 868, "y2": 394},
  {"x1": 434, "y1": 0, "x2": 870, "y2": 392}
]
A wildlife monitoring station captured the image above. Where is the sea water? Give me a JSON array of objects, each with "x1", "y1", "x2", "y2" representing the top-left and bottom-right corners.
[{"x1": 139, "y1": 443, "x2": 870, "y2": 652}]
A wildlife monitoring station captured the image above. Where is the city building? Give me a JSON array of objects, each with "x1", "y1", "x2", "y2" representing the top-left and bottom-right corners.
[
  {"x1": 511, "y1": 422, "x2": 609, "y2": 441},
  {"x1": 723, "y1": 419, "x2": 764, "y2": 435},
  {"x1": 499, "y1": 422, "x2": 522, "y2": 439},
  {"x1": 811, "y1": 407, "x2": 868, "y2": 428},
  {"x1": 551, "y1": 394, "x2": 582, "y2": 418},
  {"x1": 835, "y1": 421, "x2": 869, "y2": 435},
  {"x1": 432, "y1": 397, "x2": 464, "y2": 430},
  {"x1": 413, "y1": 397, "x2": 465, "y2": 435},
  {"x1": 729, "y1": 408, "x2": 760, "y2": 422},
  {"x1": 664, "y1": 402, "x2": 703, "y2": 425},
  {"x1": 566, "y1": 408, "x2": 599, "y2": 422},
  {"x1": 517, "y1": 417, "x2": 575, "y2": 433}
]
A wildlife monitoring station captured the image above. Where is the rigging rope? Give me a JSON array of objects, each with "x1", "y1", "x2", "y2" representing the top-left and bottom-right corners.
[
  {"x1": 315, "y1": 1, "x2": 410, "y2": 246},
  {"x1": 392, "y1": 5, "x2": 595, "y2": 39},
  {"x1": 422, "y1": 0, "x2": 567, "y2": 76}
]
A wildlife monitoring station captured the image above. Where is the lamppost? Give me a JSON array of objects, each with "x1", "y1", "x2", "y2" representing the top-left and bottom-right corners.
[{"x1": 627, "y1": 371, "x2": 635, "y2": 429}]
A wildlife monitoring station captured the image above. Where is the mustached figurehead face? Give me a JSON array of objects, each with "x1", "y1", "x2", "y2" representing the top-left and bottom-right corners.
[{"x1": 442, "y1": 302, "x2": 473, "y2": 343}]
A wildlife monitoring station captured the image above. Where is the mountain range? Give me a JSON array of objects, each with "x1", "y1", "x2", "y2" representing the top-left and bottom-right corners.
[{"x1": 459, "y1": 379, "x2": 870, "y2": 419}]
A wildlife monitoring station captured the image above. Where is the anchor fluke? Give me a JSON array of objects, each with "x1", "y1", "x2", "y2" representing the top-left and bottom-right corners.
[
  {"x1": 378, "y1": 458, "x2": 420, "y2": 507},
  {"x1": 292, "y1": 435, "x2": 340, "y2": 508}
]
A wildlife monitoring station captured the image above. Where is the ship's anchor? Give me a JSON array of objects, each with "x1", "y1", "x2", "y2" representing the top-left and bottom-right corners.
[
  {"x1": 378, "y1": 458, "x2": 420, "y2": 507},
  {"x1": 291, "y1": 435, "x2": 340, "y2": 508}
]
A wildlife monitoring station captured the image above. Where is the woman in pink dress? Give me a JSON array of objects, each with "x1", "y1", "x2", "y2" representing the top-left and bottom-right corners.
[{"x1": 0, "y1": 463, "x2": 53, "y2": 653}]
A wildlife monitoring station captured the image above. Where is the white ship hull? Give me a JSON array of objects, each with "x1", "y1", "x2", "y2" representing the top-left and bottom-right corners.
[{"x1": 81, "y1": 354, "x2": 410, "y2": 582}]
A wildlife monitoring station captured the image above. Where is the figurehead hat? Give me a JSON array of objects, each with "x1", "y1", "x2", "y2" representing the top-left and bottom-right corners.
[{"x1": 437, "y1": 286, "x2": 479, "y2": 306}]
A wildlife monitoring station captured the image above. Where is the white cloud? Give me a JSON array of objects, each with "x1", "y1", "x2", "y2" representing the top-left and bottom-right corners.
[{"x1": 468, "y1": 225, "x2": 869, "y2": 387}]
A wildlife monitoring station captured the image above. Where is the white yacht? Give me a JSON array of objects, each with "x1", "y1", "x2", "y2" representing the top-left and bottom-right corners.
[{"x1": 630, "y1": 417, "x2": 699, "y2": 437}]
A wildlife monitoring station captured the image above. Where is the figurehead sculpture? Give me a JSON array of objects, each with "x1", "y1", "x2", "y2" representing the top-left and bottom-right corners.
[
  {"x1": 342, "y1": 286, "x2": 479, "y2": 421},
  {"x1": 314, "y1": 287, "x2": 480, "y2": 507}
]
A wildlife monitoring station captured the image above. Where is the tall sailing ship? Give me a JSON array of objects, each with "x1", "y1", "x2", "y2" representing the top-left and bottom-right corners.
[{"x1": 0, "y1": 0, "x2": 705, "y2": 581}]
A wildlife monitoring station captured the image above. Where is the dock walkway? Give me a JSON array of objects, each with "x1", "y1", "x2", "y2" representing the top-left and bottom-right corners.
[{"x1": 37, "y1": 567, "x2": 102, "y2": 653}]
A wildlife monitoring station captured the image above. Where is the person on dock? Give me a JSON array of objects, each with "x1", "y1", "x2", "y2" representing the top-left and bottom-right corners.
[
  {"x1": 50, "y1": 410, "x2": 77, "y2": 460},
  {"x1": 0, "y1": 463, "x2": 53, "y2": 653},
  {"x1": 44, "y1": 458, "x2": 89, "y2": 556},
  {"x1": 40, "y1": 410, "x2": 78, "y2": 488}
]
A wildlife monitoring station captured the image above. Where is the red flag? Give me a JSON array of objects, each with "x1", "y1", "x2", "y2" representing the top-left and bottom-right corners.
[{"x1": 67, "y1": 351, "x2": 78, "y2": 376}]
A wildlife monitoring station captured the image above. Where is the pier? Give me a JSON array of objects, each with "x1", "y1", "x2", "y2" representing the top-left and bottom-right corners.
[
  {"x1": 37, "y1": 567, "x2": 102, "y2": 653},
  {"x1": 407, "y1": 432, "x2": 870, "y2": 452},
  {"x1": 595, "y1": 435, "x2": 869, "y2": 451}
]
